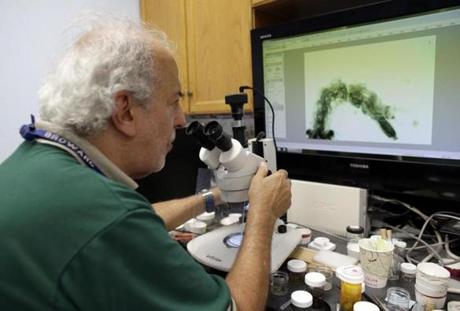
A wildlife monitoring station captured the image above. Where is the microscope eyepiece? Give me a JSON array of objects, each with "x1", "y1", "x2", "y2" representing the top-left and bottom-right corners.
[
  {"x1": 185, "y1": 121, "x2": 215, "y2": 150},
  {"x1": 204, "y1": 121, "x2": 233, "y2": 152}
]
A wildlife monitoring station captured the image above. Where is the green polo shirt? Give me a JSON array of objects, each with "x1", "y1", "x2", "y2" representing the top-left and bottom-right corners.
[{"x1": 0, "y1": 141, "x2": 231, "y2": 310}]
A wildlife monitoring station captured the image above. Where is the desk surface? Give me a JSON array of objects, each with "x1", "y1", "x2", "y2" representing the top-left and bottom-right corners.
[{"x1": 265, "y1": 228, "x2": 460, "y2": 311}]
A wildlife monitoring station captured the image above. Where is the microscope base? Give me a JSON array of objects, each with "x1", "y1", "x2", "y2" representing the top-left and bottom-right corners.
[{"x1": 187, "y1": 223, "x2": 302, "y2": 273}]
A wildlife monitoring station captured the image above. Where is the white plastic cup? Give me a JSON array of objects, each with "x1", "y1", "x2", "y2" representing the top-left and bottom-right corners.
[
  {"x1": 415, "y1": 282, "x2": 447, "y2": 310},
  {"x1": 414, "y1": 262, "x2": 450, "y2": 310},
  {"x1": 416, "y1": 262, "x2": 450, "y2": 293},
  {"x1": 358, "y1": 238, "x2": 394, "y2": 288}
]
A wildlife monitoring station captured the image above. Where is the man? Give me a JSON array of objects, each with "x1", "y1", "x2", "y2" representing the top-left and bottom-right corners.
[{"x1": 0, "y1": 16, "x2": 291, "y2": 310}]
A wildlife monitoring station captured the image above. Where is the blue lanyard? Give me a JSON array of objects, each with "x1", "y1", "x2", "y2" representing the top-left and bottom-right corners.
[{"x1": 19, "y1": 115, "x2": 104, "y2": 176}]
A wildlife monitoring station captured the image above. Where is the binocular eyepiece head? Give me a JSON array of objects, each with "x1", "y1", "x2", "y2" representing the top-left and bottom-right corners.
[
  {"x1": 186, "y1": 121, "x2": 233, "y2": 152},
  {"x1": 204, "y1": 121, "x2": 233, "y2": 152},
  {"x1": 185, "y1": 121, "x2": 215, "y2": 150}
]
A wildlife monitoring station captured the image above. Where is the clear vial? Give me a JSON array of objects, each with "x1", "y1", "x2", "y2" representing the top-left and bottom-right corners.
[
  {"x1": 346, "y1": 225, "x2": 364, "y2": 243},
  {"x1": 385, "y1": 287, "x2": 410, "y2": 311},
  {"x1": 388, "y1": 240, "x2": 407, "y2": 281},
  {"x1": 270, "y1": 271, "x2": 289, "y2": 296}
]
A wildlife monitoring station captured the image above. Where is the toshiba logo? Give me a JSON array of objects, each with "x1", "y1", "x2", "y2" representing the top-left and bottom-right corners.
[
  {"x1": 260, "y1": 34, "x2": 272, "y2": 39},
  {"x1": 350, "y1": 163, "x2": 369, "y2": 169}
]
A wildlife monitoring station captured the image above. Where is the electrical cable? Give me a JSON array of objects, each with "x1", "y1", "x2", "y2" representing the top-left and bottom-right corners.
[
  {"x1": 446, "y1": 234, "x2": 460, "y2": 260},
  {"x1": 239, "y1": 85, "x2": 277, "y2": 151},
  {"x1": 370, "y1": 194, "x2": 430, "y2": 221},
  {"x1": 409, "y1": 239, "x2": 458, "y2": 251},
  {"x1": 420, "y1": 229, "x2": 443, "y2": 263},
  {"x1": 407, "y1": 212, "x2": 460, "y2": 258},
  {"x1": 375, "y1": 221, "x2": 445, "y2": 265}
]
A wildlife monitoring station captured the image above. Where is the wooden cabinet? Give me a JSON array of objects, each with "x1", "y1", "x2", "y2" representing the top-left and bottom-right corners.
[{"x1": 141, "y1": 0, "x2": 253, "y2": 115}]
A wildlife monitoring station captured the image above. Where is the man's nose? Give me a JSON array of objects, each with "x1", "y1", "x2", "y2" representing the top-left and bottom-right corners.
[{"x1": 175, "y1": 106, "x2": 187, "y2": 128}]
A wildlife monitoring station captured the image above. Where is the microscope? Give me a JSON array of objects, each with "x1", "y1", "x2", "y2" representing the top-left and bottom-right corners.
[
  {"x1": 185, "y1": 90, "x2": 301, "y2": 273},
  {"x1": 186, "y1": 91, "x2": 276, "y2": 202},
  {"x1": 185, "y1": 120, "x2": 263, "y2": 203}
]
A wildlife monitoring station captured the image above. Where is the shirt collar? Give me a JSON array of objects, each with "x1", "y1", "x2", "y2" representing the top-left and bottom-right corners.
[{"x1": 35, "y1": 120, "x2": 138, "y2": 190}]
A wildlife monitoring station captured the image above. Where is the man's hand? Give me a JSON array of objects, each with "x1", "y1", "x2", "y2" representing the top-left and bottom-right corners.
[{"x1": 247, "y1": 161, "x2": 291, "y2": 224}]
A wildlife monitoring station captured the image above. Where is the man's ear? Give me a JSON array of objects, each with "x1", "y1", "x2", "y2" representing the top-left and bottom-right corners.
[{"x1": 111, "y1": 91, "x2": 137, "y2": 137}]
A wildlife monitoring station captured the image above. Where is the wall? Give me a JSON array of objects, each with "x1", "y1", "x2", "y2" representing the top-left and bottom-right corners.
[{"x1": 0, "y1": 0, "x2": 140, "y2": 162}]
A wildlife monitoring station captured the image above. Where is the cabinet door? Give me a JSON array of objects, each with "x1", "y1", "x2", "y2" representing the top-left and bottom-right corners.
[
  {"x1": 186, "y1": 0, "x2": 253, "y2": 114},
  {"x1": 140, "y1": 0, "x2": 190, "y2": 113}
]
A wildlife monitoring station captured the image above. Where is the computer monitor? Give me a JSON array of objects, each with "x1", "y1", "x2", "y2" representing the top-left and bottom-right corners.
[{"x1": 251, "y1": 1, "x2": 460, "y2": 202}]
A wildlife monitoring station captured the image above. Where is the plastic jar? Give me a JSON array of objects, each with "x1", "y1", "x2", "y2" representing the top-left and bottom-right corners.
[
  {"x1": 196, "y1": 211, "x2": 215, "y2": 226},
  {"x1": 297, "y1": 227, "x2": 312, "y2": 246},
  {"x1": 288, "y1": 259, "x2": 307, "y2": 290},
  {"x1": 400, "y1": 262, "x2": 416, "y2": 281},
  {"x1": 336, "y1": 265, "x2": 364, "y2": 311},
  {"x1": 290, "y1": 290, "x2": 313, "y2": 310},
  {"x1": 346, "y1": 225, "x2": 364, "y2": 244},
  {"x1": 304, "y1": 272, "x2": 326, "y2": 299}
]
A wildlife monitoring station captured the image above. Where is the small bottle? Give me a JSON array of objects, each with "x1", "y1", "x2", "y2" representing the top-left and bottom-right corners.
[
  {"x1": 336, "y1": 265, "x2": 364, "y2": 311},
  {"x1": 400, "y1": 262, "x2": 416, "y2": 281},
  {"x1": 288, "y1": 259, "x2": 307, "y2": 290},
  {"x1": 346, "y1": 225, "x2": 364, "y2": 243},
  {"x1": 388, "y1": 240, "x2": 407, "y2": 281},
  {"x1": 346, "y1": 225, "x2": 364, "y2": 260},
  {"x1": 304, "y1": 272, "x2": 326, "y2": 309},
  {"x1": 289, "y1": 290, "x2": 313, "y2": 310},
  {"x1": 304, "y1": 272, "x2": 325, "y2": 297}
]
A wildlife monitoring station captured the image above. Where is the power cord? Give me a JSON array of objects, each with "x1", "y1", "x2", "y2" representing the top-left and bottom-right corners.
[{"x1": 239, "y1": 85, "x2": 277, "y2": 151}]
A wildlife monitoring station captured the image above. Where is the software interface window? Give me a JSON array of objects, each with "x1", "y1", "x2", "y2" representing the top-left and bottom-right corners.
[{"x1": 262, "y1": 8, "x2": 460, "y2": 160}]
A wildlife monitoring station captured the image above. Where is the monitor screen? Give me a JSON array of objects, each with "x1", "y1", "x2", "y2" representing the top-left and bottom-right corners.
[{"x1": 251, "y1": 1, "x2": 460, "y2": 201}]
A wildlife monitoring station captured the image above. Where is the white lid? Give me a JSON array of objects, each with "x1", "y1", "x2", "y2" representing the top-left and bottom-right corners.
[
  {"x1": 336, "y1": 265, "x2": 364, "y2": 284},
  {"x1": 297, "y1": 227, "x2": 312, "y2": 237},
  {"x1": 347, "y1": 242, "x2": 360, "y2": 253},
  {"x1": 353, "y1": 301, "x2": 380, "y2": 311},
  {"x1": 188, "y1": 220, "x2": 207, "y2": 234},
  {"x1": 288, "y1": 259, "x2": 307, "y2": 273},
  {"x1": 228, "y1": 213, "x2": 242, "y2": 219},
  {"x1": 304, "y1": 272, "x2": 326, "y2": 288},
  {"x1": 196, "y1": 211, "x2": 215, "y2": 221},
  {"x1": 400, "y1": 262, "x2": 416, "y2": 275},
  {"x1": 291, "y1": 290, "x2": 313, "y2": 308},
  {"x1": 417, "y1": 262, "x2": 451, "y2": 279},
  {"x1": 286, "y1": 223, "x2": 298, "y2": 229},
  {"x1": 394, "y1": 240, "x2": 407, "y2": 249},
  {"x1": 314, "y1": 237, "x2": 330, "y2": 247},
  {"x1": 220, "y1": 216, "x2": 239, "y2": 226}
]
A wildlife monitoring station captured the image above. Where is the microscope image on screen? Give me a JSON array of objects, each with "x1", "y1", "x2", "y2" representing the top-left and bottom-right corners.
[{"x1": 306, "y1": 79, "x2": 397, "y2": 141}]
